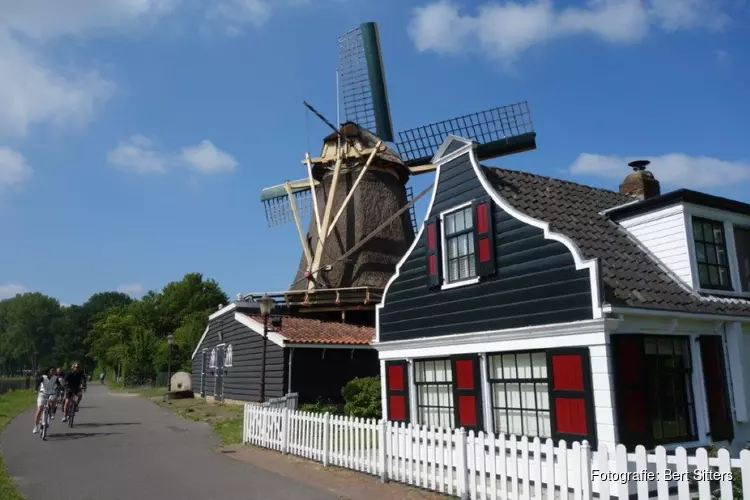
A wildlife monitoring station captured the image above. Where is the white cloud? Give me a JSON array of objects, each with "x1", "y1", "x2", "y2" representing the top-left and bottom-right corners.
[
  {"x1": 117, "y1": 283, "x2": 145, "y2": 296},
  {"x1": 408, "y1": 0, "x2": 730, "y2": 62},
  {"x1": 0, "y1": 147, "x2": 32, "y2": 191},
  {"x1": 0, "y1": 1, "x2": 175, "y2": 139},
  {"x1": 108, "y1": 135, "x2": 238, "y2": 175},
  {"x1": 107, "y1": 135, "x2": 170, "y2": 174},
  {"x1": 181, "y1": 140, "x2": 238, "y2": 173},
  {"x1": 0, "y1": 283, "x2": 26, "y2": 300},
  {"x1": 207, "y1": 0, "x2": 273, "y2": 35},
  {"x1": 569, "y1": 153, "x2": 750, "y2": 189}
]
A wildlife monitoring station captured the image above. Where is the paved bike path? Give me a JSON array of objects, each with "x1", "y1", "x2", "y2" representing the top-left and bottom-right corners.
[{"x1": 1, "y1": 385, "x2": 339, "y2": 500}]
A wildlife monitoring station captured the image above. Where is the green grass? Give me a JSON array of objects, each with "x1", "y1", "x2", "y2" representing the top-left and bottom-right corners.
[
  {"x1": 146, "y1": 395, "x2": 244, "y2": 446},
  {"x1": 0, "y1": 390, "x2": 36, "y2": 500}
]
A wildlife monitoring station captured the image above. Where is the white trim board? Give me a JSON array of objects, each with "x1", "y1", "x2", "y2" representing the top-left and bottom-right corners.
[
  {"x1": 209, "y1": 302, "x2": 237, "y2": 320},
  {"x1": 375, "y1": 319, "x2": 607, "y2": 359},
  {"x1": 191, "y1": 325, "x2": 211, "y2": 360},
  {"x1": 467, "y1": 147, "x2": 603, "y2": 320},
  {"x1": 233, "y1": 313, "x2": 287, "y2": 348},
  {"x1": 283, "y1": 343, "x2": 373, "y2": 350},
  {"x1": 603, "y1": 305, "x2": 750, "y2": 323},
  {"x1": 430, "y1": 135, "x2": 474, "y2": 164}
]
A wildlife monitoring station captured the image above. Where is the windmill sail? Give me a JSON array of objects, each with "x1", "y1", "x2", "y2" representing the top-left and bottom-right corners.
[
  {"x1": 338, "y1": 22, "x2": 394, "y2": 142},
  {"x1": 396, "y1": 101, "x2": 537, "y2": 167}
]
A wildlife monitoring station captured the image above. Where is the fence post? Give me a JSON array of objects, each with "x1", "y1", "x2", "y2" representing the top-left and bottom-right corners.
[
  {"x1": 323, "y1": 413, "x2": 331, "y2": 467},
  {"x1": 379, "y1": 420, "x2": 389, "y2": 483},
  {"x1": 242, "y1": 404, "x2": 247, "y2": 444},
  {"x1": 457, "y1": 428, "x2": 469, "y2": 500},
  {"x1": 580, "y1": 440, "x2": 593, "y2": 500},
  {"x1": 282, "y1": 408, "x2": 290, "y2": 454}
]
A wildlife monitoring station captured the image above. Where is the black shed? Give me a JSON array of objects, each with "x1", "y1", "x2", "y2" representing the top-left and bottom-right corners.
[{"x1": 191, "y1": 300, "x2": 379, "y2": 405}]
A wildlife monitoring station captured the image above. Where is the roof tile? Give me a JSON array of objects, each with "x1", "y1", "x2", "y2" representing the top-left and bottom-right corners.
[
  {"x1": 482, "y1": 166, "x2": 750, "y2": 317},
  {"x1": 242, "y1": 314, "x2": 374, "y2": 345}
]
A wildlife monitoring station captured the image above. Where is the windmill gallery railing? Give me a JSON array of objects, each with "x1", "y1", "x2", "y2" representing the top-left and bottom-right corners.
[{"x1": 243, "y1": 404, "x2": 749, "y2": 500}]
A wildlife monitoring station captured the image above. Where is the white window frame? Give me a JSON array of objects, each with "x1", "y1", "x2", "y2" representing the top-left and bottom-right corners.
[
  {"x1": 440, "y1": 200, "x2": 480, "y2": 290},
  {"x1": 209, "y1": 348, "x2": 217, "y2": 369},
  {"x1": 685, "y1": 204, "x2": 750, "y2": 298},
  {"x1": 224, "y1": 344, "x2": 233, "y2": 367}
]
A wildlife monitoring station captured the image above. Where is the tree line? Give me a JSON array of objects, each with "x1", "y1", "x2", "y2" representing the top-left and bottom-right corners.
[{"x1": 0, "y1": 272, "x2": 228, "y2": 383}]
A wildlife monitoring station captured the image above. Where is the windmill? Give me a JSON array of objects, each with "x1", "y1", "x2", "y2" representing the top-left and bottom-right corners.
[{"x1": 257, "y1": 22, "x2": 537, "y2": 311}]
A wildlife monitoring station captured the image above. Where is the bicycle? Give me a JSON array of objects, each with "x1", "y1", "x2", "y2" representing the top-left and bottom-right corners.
[
  {"x1": 39, "y1": 398, "x2": 54, "y2": 440},
  {"x1": 65, "y1": 396, "x2": 78, "y2": 428}
]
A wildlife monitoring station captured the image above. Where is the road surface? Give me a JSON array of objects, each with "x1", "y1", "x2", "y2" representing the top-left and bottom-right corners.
[{"x1": 1, "y1": 384, "x2": 339, "y2": 500}]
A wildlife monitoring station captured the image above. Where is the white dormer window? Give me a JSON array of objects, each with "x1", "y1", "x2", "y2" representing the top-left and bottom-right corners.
[
  {"x1": 443, "y1": 204, "x2": 477, "y2": 284},
  {"x1": 692, "y1": 217, "x2": 732, "y2": 290},
  {"x1": 690, "y1": 214, "x2": 750, "y2": 295}
]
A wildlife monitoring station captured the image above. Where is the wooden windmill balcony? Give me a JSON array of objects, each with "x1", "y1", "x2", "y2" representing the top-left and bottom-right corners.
[{"x1": 243, "y1": 286, "x2": 383, "y2": 313}]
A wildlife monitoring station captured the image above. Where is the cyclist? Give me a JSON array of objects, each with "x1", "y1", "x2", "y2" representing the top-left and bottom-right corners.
[
  {"x1": 33, "y1": 367, "x2": 61, "y2": 434},
  {"x1": 62, "y1": 363, "x2": 85, "y2": 421}
]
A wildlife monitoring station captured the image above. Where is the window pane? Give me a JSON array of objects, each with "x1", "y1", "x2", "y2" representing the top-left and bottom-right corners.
[
  {"x1": 459, "y1": 257, "x2": 470, "y2": 279},
  {"x1": 455, "y1": 211, "x2": 465, "y2": 232},
  {"x1": 494, "y1": 410, "x2": 508, "y2": 434},
  {"x1": 464, "y1": 207, "x2": 473, "y2": 229},
  {"x1": 698, "y1": 264, "x2": 709, "y2": 286},
  {"x1": 713, "y1": 226, "x2": 724, "y2": 244},
  {"x1": 446, "y1": 214, "x2": 455, "y2": 235},
  {"x1": 493, "y1": 383, "x2": 507, "y2": 407},
  {"x1": 538, "y1": 412, "x2": 551, "y2": 437},
  {"x1": 458, "y1": 234, "x2": 469, "y2": 256},
  {"x1": 693, "y1": 220, "x2": 704, "y2": 240},
  {"x1": 536, "y1": 383, "x2": 549, "y2": 410},
  {"x1": 449, "y1": 237, "x2": 458, "y2": 259},
  {"x1": 468, "y1": 257, "x2": 476, "y2": 278},
  {"x1": 523, "y1": 410, "x2": 538, "y2": 436},
  {"x1": 696, "y1": 243, "x2": 707, "y2": 263},
  {"x1": 703, "y1": 222, "x2": 716, "y2": 243},
  {"x1": 490, "y1": 356, "x2": 503, "y2": 379},
  {"x1": 507, "y1": 383, "x2": 521, "y2": 408},
  {"x1": 709, "y1": 266, "x2": 720, "y2": 286},
  {"x1": 521, "y1": 383, "x2": 536, "y2": 409},
  {"x1": 719, "y1": 268, "x2": 730, "y2": 287},
  {"x1": 449, "y1": 260, "x2": 459, "y2": 282},
  {"x1": 532, "y1": 353, "x2": 547, "y2": 378},
  {"x1": 502, "y1": 355, "x2": 517, "y2": 378},
  {"x1": 706, "y1": 245, "x2": 718, "y2": 264},
  {"x1": 508, "y1": 409, "x2": 523, "y2": 435},
  {"x1": 516, "y1": 353, "x2": 532, "y2": 378},
  {"x1": 735, "y1": 227, "x2": 750, "y2": 292}
]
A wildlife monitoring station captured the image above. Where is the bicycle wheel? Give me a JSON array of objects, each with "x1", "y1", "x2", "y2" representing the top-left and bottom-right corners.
[{"x1": 40, "y1": 408, "x2": 47, "y2": 440}]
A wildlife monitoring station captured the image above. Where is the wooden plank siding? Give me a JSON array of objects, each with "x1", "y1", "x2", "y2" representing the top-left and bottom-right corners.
[
  {"x1": 191, "y1": 309, "x2": 286, "y2": 402},
  {"x1": 379, "y1": 152, "x2": 594, "y2": 342}
]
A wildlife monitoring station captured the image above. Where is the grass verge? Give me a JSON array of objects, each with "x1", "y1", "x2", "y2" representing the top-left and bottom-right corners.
[{"x1": 0, "y1": 389, "x2": 36, "y2": 500}]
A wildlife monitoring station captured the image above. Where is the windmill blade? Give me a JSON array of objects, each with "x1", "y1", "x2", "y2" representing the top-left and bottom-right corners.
[
  {"x1": 261, "y1": 179, "x2": 316, "y2": 227},
  {"x1": 338, "y1": 22, "x2": 394, "y2": 142},
  {"x1": 396, "y1": 101, "x2": 537, "y2": 169}
]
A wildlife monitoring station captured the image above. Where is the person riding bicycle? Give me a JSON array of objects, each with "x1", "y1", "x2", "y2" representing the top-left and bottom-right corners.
[
  {"x1": 62, "y1": 363, "x2": 85, "y2": 422},
  {"x1": 33, "y1": 367, "x2": 61, "y2": 434}
]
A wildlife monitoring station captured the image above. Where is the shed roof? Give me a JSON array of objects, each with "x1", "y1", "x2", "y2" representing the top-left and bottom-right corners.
[{"x1": 239, "y1": 314, "x2": 375, "y2": 345}]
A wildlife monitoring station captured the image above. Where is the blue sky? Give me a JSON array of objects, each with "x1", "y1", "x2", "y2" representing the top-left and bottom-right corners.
[{"x1": 0, "y1": 0, "x2": 748, "y2": 306}]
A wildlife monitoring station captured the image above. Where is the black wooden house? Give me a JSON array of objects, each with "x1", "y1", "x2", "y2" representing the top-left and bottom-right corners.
[
  {"x1": 191, "y1": 300, "x2": 378, "y2": 405},
  {"x1": 375, "y1": 135, "x2": 750, "y2": 455}
]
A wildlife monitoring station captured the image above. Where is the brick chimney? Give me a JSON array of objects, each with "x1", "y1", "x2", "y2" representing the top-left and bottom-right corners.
[{"x1": 619, "y1": 160, "x2": 661, "y2": 200}]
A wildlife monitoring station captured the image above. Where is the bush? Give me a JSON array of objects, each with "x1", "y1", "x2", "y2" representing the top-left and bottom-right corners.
[
  {"x1": 299, "y1": 400, "x2": 339, "y2": 414},
  {"x1": 342, "y1": 377, "x2": 381, "y2": 419}
]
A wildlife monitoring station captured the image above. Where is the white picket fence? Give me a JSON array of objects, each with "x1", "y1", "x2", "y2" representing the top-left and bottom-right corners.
[{"x1": 243, "y1": 404, "x2": 749, "y2": 500}]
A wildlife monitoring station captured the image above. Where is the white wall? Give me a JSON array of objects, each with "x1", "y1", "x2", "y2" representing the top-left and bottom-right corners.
[{"x1": 618, "y1": 204, "x2": 693, "y2": 286}]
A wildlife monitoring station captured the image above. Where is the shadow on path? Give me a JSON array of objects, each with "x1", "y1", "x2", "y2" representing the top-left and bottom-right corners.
[
  {"x1": 75, "y1": 422, "x2": 141, "y2": 428},
  {"x1": 46, "y1": 432, "x2": 123, "y2": 441}
]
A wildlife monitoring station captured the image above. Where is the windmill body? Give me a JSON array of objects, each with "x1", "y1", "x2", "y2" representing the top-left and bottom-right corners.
[{"x1": 290, "y1": 123, "x2": 414, "y2": 293}]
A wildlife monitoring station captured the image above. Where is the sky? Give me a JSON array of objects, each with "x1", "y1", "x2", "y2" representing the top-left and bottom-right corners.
[{"x1": 0, "y1": 0, "x2": 748, "y2": 306}]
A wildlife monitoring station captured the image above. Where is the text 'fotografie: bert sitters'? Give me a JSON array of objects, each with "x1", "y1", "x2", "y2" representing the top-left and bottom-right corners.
[{"x1": 592, "y1": 469, "x2": 733, "y2": 483}]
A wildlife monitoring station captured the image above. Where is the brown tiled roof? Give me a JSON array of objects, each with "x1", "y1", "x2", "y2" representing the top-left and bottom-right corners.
[
  {"x1": 242, "y1": 314, "x2": 374, "y2": 345},
  {"x1": 482, "y1": 166, "x2": 750, "y2": 317}
]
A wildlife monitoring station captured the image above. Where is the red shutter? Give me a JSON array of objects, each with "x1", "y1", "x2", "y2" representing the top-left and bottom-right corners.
[
  {"x1": 548, "y1": 348, "x2": 597, "y2": 448},
  {"x1": 610, "y1": 335, "x2": 651, "y2": 449},
  {"x1": 425, "y1": 216, "x2": 441, "y2": 289},
  {"x1": 451, "y1": 355, "x2": 483, "y2": 431},
  {"x1": 385, "y1": 361, "x2": 410, "y2": 423},
  {"x1": 472, "y1": 196, "x2": 495, "y2": 277},
  {"x1": 699, "y1": 336, "x2": 734, "y2": 442}
]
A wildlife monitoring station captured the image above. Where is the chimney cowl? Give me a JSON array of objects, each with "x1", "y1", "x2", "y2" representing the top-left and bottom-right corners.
[{"x1": 619, "y1": 160, "x2": 660, "y2": 200}]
